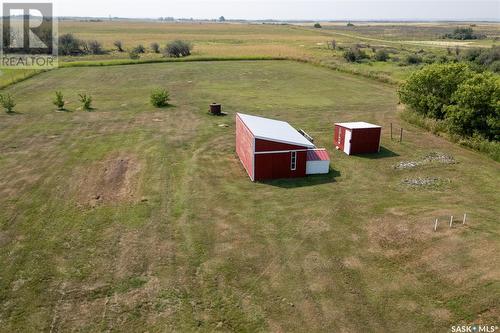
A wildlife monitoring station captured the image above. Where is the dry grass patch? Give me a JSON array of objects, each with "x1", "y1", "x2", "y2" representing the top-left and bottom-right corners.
[
  {"x1": 72, "y1": 154, "x2": 142, "y2": 207},
  {"x1": 366, "y1": 215, "x2": 433, "y2": 257}
]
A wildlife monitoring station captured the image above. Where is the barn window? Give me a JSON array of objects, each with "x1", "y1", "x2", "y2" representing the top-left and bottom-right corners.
[{"x1": 291, "y1": 151, "x2": 297, "y2": 171}]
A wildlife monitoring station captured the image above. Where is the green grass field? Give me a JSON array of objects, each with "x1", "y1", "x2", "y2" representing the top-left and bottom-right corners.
[{"x1": 1, "y1": 60, "x2": 498, "y2": 332}]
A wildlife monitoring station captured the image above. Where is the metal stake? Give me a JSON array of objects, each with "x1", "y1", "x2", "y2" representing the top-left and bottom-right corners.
[
  {"x1": 463, "y1": 213, "x2": 467, "y2": 225},
  {"x1": 434, "y1": 219, "x2": 438, "y2": 232},
  {"x1": 449, "y1": 216, "x2": 453, "y2": 228}
]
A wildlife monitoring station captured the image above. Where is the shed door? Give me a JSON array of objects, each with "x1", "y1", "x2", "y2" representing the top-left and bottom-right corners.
[{"x1": 344, "y1": 130, "x2": 352, "y2": 155}]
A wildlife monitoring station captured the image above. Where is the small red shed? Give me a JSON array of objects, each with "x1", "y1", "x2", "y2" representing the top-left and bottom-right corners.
[
  {"x1": 236, "y1": 113, "x2": 329, "y2": 181},
  {"x1": 334, "y1": 122, "x2": 382, "y2": 155}
]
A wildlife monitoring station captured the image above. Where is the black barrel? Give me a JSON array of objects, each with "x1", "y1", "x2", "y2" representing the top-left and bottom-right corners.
[{"x1": 210, "y1": 103, "x2": 222, "y2": 115}]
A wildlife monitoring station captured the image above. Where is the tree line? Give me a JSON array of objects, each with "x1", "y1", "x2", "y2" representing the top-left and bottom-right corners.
[
  {"x1": 58, "y1": 34, "x2": 192, "y2": 59},
  {"x1": 399, "y1": 63, "x2": 499, "y2": 142}
]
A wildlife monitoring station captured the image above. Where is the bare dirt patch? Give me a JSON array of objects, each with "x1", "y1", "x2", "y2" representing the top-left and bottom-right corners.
[{"x1": 73, "y1": 155, "x2": 142, "y2": 207}]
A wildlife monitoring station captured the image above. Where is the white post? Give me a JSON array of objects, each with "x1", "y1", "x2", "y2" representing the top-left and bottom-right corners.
[
  {"x1": 449, "y1": 216, "x2": 453, "y2": 227},
  {"x1": 463, "y1": 213, "x2": 467, "y2": 225},
  {"x1": 434, "y1": 219, "x2": 438, "y2": 232}
]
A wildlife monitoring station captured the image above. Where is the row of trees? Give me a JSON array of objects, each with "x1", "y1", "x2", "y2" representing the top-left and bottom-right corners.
[
  {"x1": 2, "y1": 88, "x2": 171, "y2": 113},
  {"x1": 341, "y1": 43, "x2": 499, "y2": 73},
  {"x1": 58, "y1": 34, "x2": 192, "y2": 58},
  {"x1": 399, "y1": 63, "x2": 499, "y2": 141},
  {"x1": 342, "y1": 47, "x2": 392, "y2": 63},
  {"x1": 59, "y1": 34, "x2": 104, "y2": 55},
  {"x1": 442, "y1": 27, "x2": 486, "y2": 40}
]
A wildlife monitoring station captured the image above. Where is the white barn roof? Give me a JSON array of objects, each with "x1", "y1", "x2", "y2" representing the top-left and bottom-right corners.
[
  {"x1": 237, "y1": 113, "x2": 315, "y2": 148},
  {"x1": 335, "y1": 122, "x2": 381, "y2": 129}
]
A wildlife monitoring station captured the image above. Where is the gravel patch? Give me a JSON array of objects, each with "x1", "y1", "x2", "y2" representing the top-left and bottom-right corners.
[
  {"x1": 393, "y1": 161, "x2": 422, "y2": 170},
  {"x1": 394, "y1": 152, "x2": 456, "y2": 170},
  {"x1": 402, "y1": 177, "x2": 447, "y2": 188},
  {"x1": 423, "y1": 151, "x2": 456, "y2": 164}
]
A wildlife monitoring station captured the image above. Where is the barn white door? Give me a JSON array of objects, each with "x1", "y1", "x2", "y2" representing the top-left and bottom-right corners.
[{"x1": 344, "y1": 130, "x2": 352, "y2": 155}]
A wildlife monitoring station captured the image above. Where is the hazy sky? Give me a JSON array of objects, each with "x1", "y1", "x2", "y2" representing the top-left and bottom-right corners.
[{"x1": 54, "y1": 0, "x2": 499, "y2": 20}]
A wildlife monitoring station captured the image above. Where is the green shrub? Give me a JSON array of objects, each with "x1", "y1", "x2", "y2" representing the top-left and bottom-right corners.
[
  {"x1": 150, "y1": 42, "x2": 160, "y2": 53},
  {"x1": 150, "y1": 88, "x2": 170, "y2": 107},
  {"x1": 314, "y1": 23, "x2": 322, "y2": 28},
  {"x1": 444, "y1": 72, "x2": 500, "y2": 140},
  {"x1": 374, "y1": 49, "x2": 389, "y2": 62},
  {"x1": 84, "y1": 40, "x2": 105, "y2": 55},
  {"x1": 59, "y1": 33, "x2": 84, "y2": 56},
  {"x1": 399, "y1": 63, "x2": 500, "y2": 147},
  {"x1": 405, "y1": 54, "x2": 422, "y2": 65},
  {"x1": 343, "y1": 47, "x2": 368, "y2": 62},
  {"x1": 443, "y1": 27, "x2": 486, "y2": 40},
  {"x1": 164, "y1": 40, "x2": 192, "y2": 58},
  {"x1": 78, "y1": 93, "x2": 93, "y2": 111},
  {"x1": 347, "y1": 22, "x2": 354, "y2": 27},
  {"x1": 456, "y1": 134, "x2": 500, "y2": 162},
  {"x1": 489, "y1": 60, "x2": 500, "y2": 73},
  {"x1": 53, "y1": 91, "x2": 65, "y2": 110},
  {"x1": 399, "y1": 63, "x2": 473, "y2": 119},
  {"x1": 133, "y1": 44, "x2": 146, "y2": 53},
  {"x1": 0, "y1": 93, "x2": 16, "y2": 113},
  {"x1": 423, "y1": 54, "x2": 437, "y2": 64}
]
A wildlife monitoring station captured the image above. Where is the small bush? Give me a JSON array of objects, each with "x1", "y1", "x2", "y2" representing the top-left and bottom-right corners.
[
  {"x1": 314, "y1": 23, "x2": 322, "y2": 28},
  {"x1": 343, "y1": 47, "x2": 368, "y2": 62},
  {"x1": 347, "y1": 22, "x2": 355, "y2": 27},
  {"x1": 374, "y1": 49, "x2": 389, "y2": 62},
  {"x1": 114, "y1": 40, "x2": 124, "y2": 52},
  {"x1": 150, "y1": 88, "x2": 170, "y2": 107},
  {"x1": 133, "y1": 44, "x2": 146, "y2": 53},
  {"x1": 53, "y1": 91, "x2": 65, "y2": 110},
  {"x1": 489, "y1": 60, "x2": 500, "y2": 73},
  {"x1": 405, "y1": 54, "x2": 422, "y2": 65},
  {"x1": 78, "y1": 93, "x2": 93, "y2": 111},
  {"x1": 443, "y1": 27, "x2": 486, "y2": 40},
  {"x1": 423, "y1": 54, "x2": 437, "y2": 64},
  {"x1": 150, "y1": 42, "x2": 160, "y2": 53},
  {"x1": 164, "y1": 40, "x2": 192, "y2": 58},
  {"x1": 85, "y1": 40, "x2": 104, "y2": 55},
  {"x1": 0, "y1": 94, "x2": 16, "y2": 113},
  {"x1": 59, "y1": 33, "x2": 83, "y2": 56}
]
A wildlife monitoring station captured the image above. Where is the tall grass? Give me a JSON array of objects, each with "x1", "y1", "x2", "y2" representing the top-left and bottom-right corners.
[
  {"x1": 401, "y1": 109, "x2": 500, "y2": 161},
  {"x1": 59, "y1": 55, "x2": 288, "y2": 68}
]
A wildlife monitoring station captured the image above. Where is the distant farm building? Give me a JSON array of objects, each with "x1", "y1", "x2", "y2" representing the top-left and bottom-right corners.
[
  {"x1": 236, "y1": 113, "x2": 330, "y2": 181},
  {"x1": 334, "y1": 122, "x2": 382, "y2": 155}
]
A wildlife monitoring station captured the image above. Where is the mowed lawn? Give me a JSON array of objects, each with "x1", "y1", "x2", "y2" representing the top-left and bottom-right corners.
[{"x1": 0, "y1": 61, "x2": 499, "y2": 332}]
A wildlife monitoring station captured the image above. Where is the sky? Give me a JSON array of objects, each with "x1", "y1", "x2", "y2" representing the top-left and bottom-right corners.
[{"x1": 52, "y1": 0, "x2": 499, "y2": 21}]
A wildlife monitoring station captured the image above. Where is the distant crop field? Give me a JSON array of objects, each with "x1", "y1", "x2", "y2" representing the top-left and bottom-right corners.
[
  {"x1": 0, "y1": 61, "x2": 498, "y2": 331},
  {"x1": 53, "y1": 20, "x2": 500, "y2": 84}
]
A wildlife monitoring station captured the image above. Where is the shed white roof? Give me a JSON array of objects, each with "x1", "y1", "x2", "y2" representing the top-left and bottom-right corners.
[
  {"x1": 237, "y1": 113, "x2": 315, "y2": 148},
  {"x1": 335, "y1": 122, "x2": 381, "y2": 129}
]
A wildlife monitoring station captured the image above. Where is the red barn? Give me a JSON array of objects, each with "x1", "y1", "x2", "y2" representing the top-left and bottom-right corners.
[
  {"x1": 334, "y1": 122, "x2": 382, "y2": 155},
  {"x1": 236, "y1": 113, "x2": 330, "y2": 181}
]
